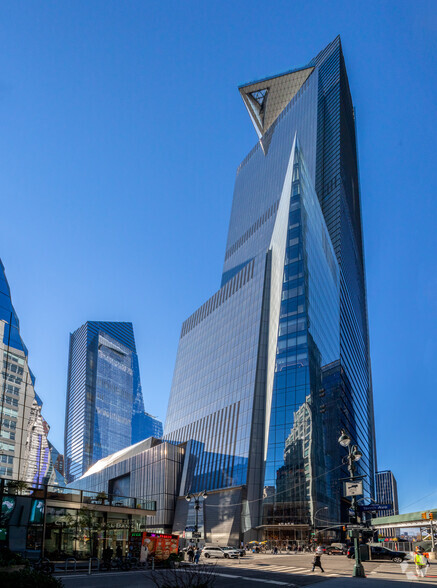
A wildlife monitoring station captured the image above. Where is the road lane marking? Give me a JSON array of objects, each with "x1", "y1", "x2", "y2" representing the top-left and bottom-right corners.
[{"x1": 212, "y1": 572, "x2": 293, "y2": 585}]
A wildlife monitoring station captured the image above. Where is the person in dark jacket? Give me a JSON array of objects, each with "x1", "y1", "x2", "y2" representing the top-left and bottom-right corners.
[
  {"x1": 187, "y1": 545, "x2": 195, "y2": 563},
  {"x1": 312, "y1": 553, "x2": 324, "y2": 573}
]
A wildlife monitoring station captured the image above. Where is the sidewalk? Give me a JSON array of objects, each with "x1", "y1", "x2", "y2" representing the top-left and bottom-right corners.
[{"x1": 317, "y1": 578, "x2": 437, "y2": 587}]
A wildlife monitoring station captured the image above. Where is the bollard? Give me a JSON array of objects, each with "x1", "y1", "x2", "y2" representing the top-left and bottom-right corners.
[
  {"x1": 152, "y1": 556, "x2": 155, "y2": 570},
  {"x1": 88, "y1": 558, "x2": 91, "y2": 575}
]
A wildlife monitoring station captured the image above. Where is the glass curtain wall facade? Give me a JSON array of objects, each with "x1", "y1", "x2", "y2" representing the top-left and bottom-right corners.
[
  {"x1": 64, "y1": 322, "x2": 161, "y2": 482},
  {"x1": 164, "y1": 36, "x2": 375, "y2": 543},
  {"x1": 0, "y1": 259, "x2": 63, "y2": 485},
  {"x1": 375, "y1": 470, "x2": 399, "y2": 518}
]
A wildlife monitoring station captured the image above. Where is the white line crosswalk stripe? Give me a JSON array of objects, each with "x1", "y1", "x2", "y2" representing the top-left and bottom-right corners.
[{"x1": 259, "y1": 566, "x2": 311, "y2": 573}]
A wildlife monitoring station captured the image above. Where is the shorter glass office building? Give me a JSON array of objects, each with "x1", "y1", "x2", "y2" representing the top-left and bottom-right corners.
[{"x1": 65, "y1": 321, "x2": 163, "y2": 482}]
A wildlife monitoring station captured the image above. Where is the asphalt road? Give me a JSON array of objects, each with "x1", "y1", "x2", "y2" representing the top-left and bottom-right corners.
[{"x1": 54, "y1": 553, "x2": 437, "y2": 587}]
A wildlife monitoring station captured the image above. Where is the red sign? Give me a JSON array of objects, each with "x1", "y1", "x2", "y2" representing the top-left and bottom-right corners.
[{"x1": 139, "y1": 532, "x2": 179, "y2": 561}]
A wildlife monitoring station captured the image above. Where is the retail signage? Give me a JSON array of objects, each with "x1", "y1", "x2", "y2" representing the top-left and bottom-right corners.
[{"x1": 344, "y1": 481, "x2": 363, "y2": 496}]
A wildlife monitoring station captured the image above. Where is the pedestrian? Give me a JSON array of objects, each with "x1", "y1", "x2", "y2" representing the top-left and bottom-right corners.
[
  {"x1": 187, "y1": 545, "x2": 194, "y2": 563},
  {"x1": 311, "y1": 552, "x2": 324, "y2": 573},
  {"x1": 414, "y1": 550, "x2": 428, "y2": 578},
  {"x1": 274, "y1": 545, "x2": 278, "y2": 555},
  {"x1": 194, "y1": 547, "x2": 201, "y2": 564},
  {"x1": 116, "y1": 545, "x2": 123, "y2": 560}
]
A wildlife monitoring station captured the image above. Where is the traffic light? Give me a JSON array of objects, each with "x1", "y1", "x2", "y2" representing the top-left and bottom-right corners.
[
  {"x1": 430, "y1": 513, "x2": 434, "y2": 520},
  {"x1": 421, "y1": 512, "x2": 427, "y2": 520},
  {"x1": 342, "y1": 526, "x2": 346, "y2": 532}
]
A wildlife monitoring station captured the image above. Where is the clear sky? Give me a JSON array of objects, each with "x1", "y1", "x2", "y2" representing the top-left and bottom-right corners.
[{"x1": 0, "y1": 1, "x2": 436, "y2": 512}]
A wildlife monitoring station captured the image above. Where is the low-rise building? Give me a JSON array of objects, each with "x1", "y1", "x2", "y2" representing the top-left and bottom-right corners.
[
  {"x1": 72, "y1": 437, "x2": 184, "y2": 534},
  {"x1": 0, "y1": 477, "x2": 155, "y2": 559}
]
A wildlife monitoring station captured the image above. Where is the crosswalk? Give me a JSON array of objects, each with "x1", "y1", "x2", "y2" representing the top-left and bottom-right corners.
[{"x1": 218, "y1": 563, "x2": 348, "y2": 577}]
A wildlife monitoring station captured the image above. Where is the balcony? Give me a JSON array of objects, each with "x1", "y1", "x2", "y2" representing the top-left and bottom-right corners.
[{"x1": 0, "y1": 478, "x2": 156, "y2": 513}]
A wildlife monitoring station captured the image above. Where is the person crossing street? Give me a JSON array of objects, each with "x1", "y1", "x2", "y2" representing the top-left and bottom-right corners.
[
  {"x1": 414, "y1": 549, "x2": 428, "y2": 578},
  {"x1": 311, "y1": 551, "x2": 325, "y2": 573}
]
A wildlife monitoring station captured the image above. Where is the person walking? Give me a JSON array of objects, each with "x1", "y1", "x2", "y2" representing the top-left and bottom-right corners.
[
  {"x1": 187, "y1": 545, "x2": 195, "y2": 563},
  {"x1": 194, "y1": 547, "x2": 201, "y2": 564},
  {"x1": 414, "y1": 550, "x2": 428, "y2": 578},
  {"x1": 311, "y1": 552, "x2": 325, "y2": 573}
]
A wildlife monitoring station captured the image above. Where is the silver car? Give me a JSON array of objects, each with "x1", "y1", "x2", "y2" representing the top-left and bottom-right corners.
[{"x1": 203, "y1": 546, "x2": 239, "y2": 559}]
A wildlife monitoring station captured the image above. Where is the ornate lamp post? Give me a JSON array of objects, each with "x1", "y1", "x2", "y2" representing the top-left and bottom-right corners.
[
  {"x1": 338, "y1": 430, "x2": 366, "y2": 578},
  {"x1": 185, "y1": 491, "x2": 208, "y2": 547}
]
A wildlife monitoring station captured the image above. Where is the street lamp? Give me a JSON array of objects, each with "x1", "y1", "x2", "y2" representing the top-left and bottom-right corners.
[
  {"x1": 338, "y1": 430, "x2": 366, "y2": 578},
  {"x1": 185, "y1": 491, "x2": 208, "y2": 547},
  {"x1": 313, "y1": 507, "x2": 328, "y2": 545}
]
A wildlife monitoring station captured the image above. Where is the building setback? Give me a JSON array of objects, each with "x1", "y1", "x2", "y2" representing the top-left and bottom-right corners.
[
  {"x1": 64, "y1": 321, "x2": 162, "y2": 482},
  {"x1": 164, "y1": 37, "x2": 376, "y2": 545}
]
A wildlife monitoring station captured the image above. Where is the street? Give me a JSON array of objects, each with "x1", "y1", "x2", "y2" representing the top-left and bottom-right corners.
[{"x1": 55, "y1": 553, "x2": 437, "y2": 587}]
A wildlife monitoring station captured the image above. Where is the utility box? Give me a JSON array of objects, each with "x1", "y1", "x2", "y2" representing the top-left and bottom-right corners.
[{"x1": 359, "y1": 544, "x2": 370, "y2": 561}]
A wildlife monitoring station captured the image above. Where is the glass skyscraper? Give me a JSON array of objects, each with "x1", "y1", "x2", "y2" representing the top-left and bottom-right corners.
[
  {"x1": 0, "y1": 259, "x2": 63, "y2": 485},
  {"x1": 64, "y1": 321, "x2": 162, "y2": 482},
  {"x1": 164, "y1": 37, "x2": 376, "y2": 545}
]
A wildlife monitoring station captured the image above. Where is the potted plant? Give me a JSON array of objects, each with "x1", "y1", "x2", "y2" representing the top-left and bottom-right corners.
[{"x1": 6, "y1": 480, "x2": 28, "y2": 495}]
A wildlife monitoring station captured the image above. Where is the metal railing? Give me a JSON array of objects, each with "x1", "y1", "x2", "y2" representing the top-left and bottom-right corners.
[
  {"x1": 88, "y1": 557, "x2": 99, "y2": 574},
  {"x1": 0, "y1": 477, "x2": 156, "y2": 512},
  {"x1": 65, "y1": 557, "x2": 77, "y2": 572}
]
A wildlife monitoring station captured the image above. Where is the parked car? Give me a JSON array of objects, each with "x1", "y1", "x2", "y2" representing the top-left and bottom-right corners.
[
  {"x1": 326, "y1": 546, "x2": 345, "y2": 555},
  {"x1": 347, "y1": 545, "x2": 407, "y2": 563},
  {"x1": 225, "y1": 546, "x2": 246, "y2": 556},
  {"x1": 203, "y1": 546, "x2": 239, "y2": 559}
]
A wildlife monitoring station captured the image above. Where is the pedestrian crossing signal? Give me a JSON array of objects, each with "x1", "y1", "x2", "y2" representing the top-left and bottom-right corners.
[{"x1": 421, "y1": 512, "x2": 427, "y2": 520}]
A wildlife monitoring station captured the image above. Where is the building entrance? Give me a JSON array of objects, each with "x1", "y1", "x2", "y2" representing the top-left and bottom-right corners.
[{"x1": 261, "y1": 526, "x2": 310, "y2": 550}]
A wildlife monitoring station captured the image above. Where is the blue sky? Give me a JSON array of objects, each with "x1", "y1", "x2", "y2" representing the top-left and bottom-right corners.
[{"x1": 0, "y1": 1, "x2": 436, "y2": 512}]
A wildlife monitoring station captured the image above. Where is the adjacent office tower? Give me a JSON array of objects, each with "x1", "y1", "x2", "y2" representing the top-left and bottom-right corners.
[
  {"x1": 375, "y1": 470, "x2": 399, "y2": 537},
  {"x1": 0, "y1": 259, "x2": 63, "y2": 485},
  {"x1": 64, "y1": 321, "x2": 162, "y2": 482},
  {"x1": 165, "y1": 37, "x2": 376, "y2": 544},
  {"x1": 375, "y1": 470, "x2": 399, "y2": 518}
]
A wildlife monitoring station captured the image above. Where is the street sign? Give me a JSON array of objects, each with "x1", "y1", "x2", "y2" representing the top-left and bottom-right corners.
[
  {"x1": 192, "y1": 532, "x2": 201, "y2": 538},
  {"x1": 185, "y1": 526, "x2": 196, "y2": 532},
  {"x1": 347, "y1": 524, "x2": 366, "y2": 529},
  {"x1": 344, "y1": 480, "x2": 363, "y2": 497},
  {"x1": 360, "y1": 504, "x2": 392, "y2": 512}
]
